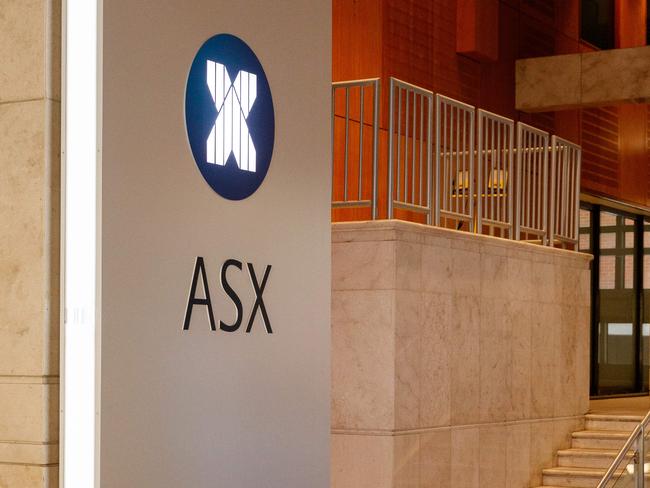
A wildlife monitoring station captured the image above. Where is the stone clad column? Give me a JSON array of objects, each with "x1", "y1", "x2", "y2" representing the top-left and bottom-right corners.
[{"x1": 0, "y1": 1, "x2": 61, "y2": 486}]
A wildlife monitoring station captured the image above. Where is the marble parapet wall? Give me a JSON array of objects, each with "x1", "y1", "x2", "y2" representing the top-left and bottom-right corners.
[{"x1": 331, "y1": 220, "x2": 592, "y2": 488}]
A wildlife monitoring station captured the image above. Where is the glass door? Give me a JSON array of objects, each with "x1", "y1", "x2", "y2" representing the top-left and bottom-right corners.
[{"x1": 580, "y1": 204, "x2": 649, "y2": 396}]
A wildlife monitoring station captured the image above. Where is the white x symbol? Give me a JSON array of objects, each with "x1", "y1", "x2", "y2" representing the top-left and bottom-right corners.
[{"x1": 206, "y1": 60, "x2": 257, "y2": 172}]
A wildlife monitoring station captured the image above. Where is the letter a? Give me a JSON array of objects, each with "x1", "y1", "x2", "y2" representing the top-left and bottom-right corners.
[{"x1": 183, "y1": 257, "x2": 217, "y2": 331}]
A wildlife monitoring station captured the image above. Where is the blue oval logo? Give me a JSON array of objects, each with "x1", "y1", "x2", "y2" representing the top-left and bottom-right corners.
[{"x1": 185, "y1": 34, "x2": 275, "y2": 200}]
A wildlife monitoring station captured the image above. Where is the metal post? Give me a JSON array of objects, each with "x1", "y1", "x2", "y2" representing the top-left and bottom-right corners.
[
  {"x1": 515, "y1": 123, "x2": 522, "y2": 240},
  {"x1": 549, "y1": 136, "x2": 557, "y2": 247},
  {"x1": 468, "y1": 108, "x2": 475, "y2": 232},
  {"x1": 635, "y1": 426, "x2": 644, "y2": 488},
  {"x1": 371, "y1": 80, "x2": 379, "y2": 220},
  {"x1": 387, "y1": 78, "x2": 395, "y2": 219},
  {"x1": 477, "y1": 112, "x2": 483, "y2": 234},
  {"x1": 344, "y1": 87, "x2": 349, "y2": 201},
  {"x1": 435, "y1": 96, "x2": 441, "y2": 226},
  {"x1": 331, "y1": 86, "x2": 335, "y2": 202},
  {"x1": 358, "y1": 85, "x2": 364, "y2": 202},
  {"x1": 427, "y1": 96, "x2": 433, "y2": 225}
]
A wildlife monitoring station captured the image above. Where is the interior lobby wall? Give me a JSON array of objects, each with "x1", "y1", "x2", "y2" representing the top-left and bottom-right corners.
[{"x1": 332, "y1": 0, "x2": 650, "y2": 212}]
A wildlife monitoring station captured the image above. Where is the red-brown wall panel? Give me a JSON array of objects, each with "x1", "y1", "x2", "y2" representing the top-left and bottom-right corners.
[{"x1": 332, "y1": 0, "x2": 650, "y2": 221}]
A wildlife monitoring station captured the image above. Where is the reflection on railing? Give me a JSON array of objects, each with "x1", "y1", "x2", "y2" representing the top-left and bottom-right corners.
[
  {"x1": 331, "y1": 78, "x2": 380, "y2": 219},
  {"x1": 331, "y1": 76, "x2": 583, "y2": 250}
]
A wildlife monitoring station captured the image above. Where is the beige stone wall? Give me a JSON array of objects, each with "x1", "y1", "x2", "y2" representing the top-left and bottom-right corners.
[
  {"x1": 0, "y1": 1, "x2": 61, "y2": 486},
  {"x1": 331, "y1": 220, "x2": 591, "y2": 488}
]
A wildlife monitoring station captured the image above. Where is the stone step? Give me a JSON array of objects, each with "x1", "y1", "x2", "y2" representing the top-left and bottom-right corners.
[
  {"x1": 585, "y1": 414, "x2": 643, "y2": 432},
  {"x1": 542, "y1": 466, "x2": 611, "y2": 488},
  {"x1": 572, "y1": 430, "x2": 631, "y2": 450},
  {"x1": 557, "y1": 448, "x2": 633, "y2": 469}
]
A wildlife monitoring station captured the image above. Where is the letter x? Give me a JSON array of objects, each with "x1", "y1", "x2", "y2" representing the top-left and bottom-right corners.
[
  {"x1": 206, "y1": 60, "x2": 257, "y2": 172},
  {"x1": 246, "y1": 263, "x2": 272, "y2": 333}
]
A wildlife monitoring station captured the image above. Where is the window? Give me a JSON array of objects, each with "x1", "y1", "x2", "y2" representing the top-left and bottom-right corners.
[
  {"x1": 581, "y1": 0, "x2": 615, "y2": 49},
  {"x1": 582, "y1": 203, "x2": 648, "y2": 395}
]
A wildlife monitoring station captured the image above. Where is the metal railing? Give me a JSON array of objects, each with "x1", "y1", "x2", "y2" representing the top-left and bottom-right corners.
[
  {"x1": 515, "y1": 122, "x2": 550, "y2": 244},
  {"x1": 435, "y1": 94, "x2": 475, "y2": 230},
  {"x1": 596, "y1": 409, "x2": 650, "y2": 488},
  {"x1": 550, "y1": 135, "x2": 582, "y2": 248},
  {"x1": 477, "y1": 109, "x2": 514, "y2": 237},
  {"x1": 331, "y1": 78, "x2": 380, "y2": 219},
  {"x1": 331, "y1": 77, "x2": 583, "y2": 250},
  {"x1": 387, "y1": 77, "x2": 434, "y2": 224}
]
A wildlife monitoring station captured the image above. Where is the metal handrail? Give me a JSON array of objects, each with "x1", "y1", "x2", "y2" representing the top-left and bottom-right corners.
[{"x1": 596, "y1": 409, "x2": 650, "y2": 488}]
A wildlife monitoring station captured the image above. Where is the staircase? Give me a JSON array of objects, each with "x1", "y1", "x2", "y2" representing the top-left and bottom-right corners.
[{"x1": 537, "y1": 414, "x2": 642, "y2": 488}]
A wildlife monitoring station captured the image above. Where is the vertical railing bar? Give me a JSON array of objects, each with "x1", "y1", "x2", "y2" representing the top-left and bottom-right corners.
[
  {"x1": 388, "y1": 79, "x2": 395, "y2": 219},
  {"x1": 427, "y1": 94, "x2": 433, "y2": 225},
  {"x1": 397, "y1": 86, "x2": 402, "y2": 202},
  {"x1": 564, "y1": 147, "x2": 568, "y2": 238},
  {"x1": 574, "y1": 148, "x2": 582, "y2": 242},
  {"x1": 563, "y1": 145, "x2": 569, "y2": 239},
  {"x1": 455, "y1": 105, "x2": 460, "y2": 217},
  {"x1": 331, "y1": 86, "x2": 335, "y2": 202},
  {"x1": 539, "y1": 135, "x2": 543, "y2": 233},
  {"x1": 536, "y1": 134, "x2": 541, "y2": 232},
  {"x1": 496, "y1": 120, "x2": 502, "y2": 224},
  {"x1": 419, "y1": 93, "x2": 424, "y2": 207},
  {"x1": 457, "y1": 110, "x2": 468, "y2": 219},
  {"x1": 635, "y1": 425, "x2": 644, "y2": 488},
  {"x1": 358, "y1": 85, "x2": 364, "y2": 202},
  {"x1": 477, "y1": 112, "x2": 483, "y2": 233},
  {"x1": 469, "y1": 108, "x2": 475, "y2": 232},
  {"x1": 551, "y1": 141, "x2": 556, "y2": 240},
  {"x1": 405, "y1": 87, "x2": 410, "y2": 204},
  {"x1": 344, "y1": 87, "x2": 350, "y2": 201},
  {"x1": 541, "y1": 133, "x2": 553, "y2": 246},
  {"x1": 556, "y1": 143, "x2": 562, "y2": 240},
  {"x1": 490, "y1": 117, "x2": 495, "y2": 223},
  {"x1": 568, "y1": 148, "x2": 578, "y2": 239},
  {"x1": 568, "y1": 148, "x2": 573, "y2": 239},
  {"x1": 372, "y1": 79, "x2": 379, "y2": 220},
  {"x1": 443, "y1": 101, "x2": 448, "y2": 215},
  {"x1": 442, "y1": 100, "x2": 447, "y2": 217},
  {"x1": 525, "y1": 131, "x2": 533, "y2": 233},
  {"x1": 508, "y1": 122, "x2": 514, "y2": 238},
  {"x1": 435, "y1": 95, "x2": 441, "y2": 226},
  {"x1": 564, "y1": 146, "x2": 569, "y2": 239},
  {"x1": 531, "y1": 134, "x2": 536, "y2": 232},
  {"x1": 449, "y1": 103, "x2": 453, "y2": 216},
  {"x1": 515, "y1": 123, "x2": 521, "y2": 240},
  {"x1": 412, "y1": 91, "x2": 416, "y2": 205}
]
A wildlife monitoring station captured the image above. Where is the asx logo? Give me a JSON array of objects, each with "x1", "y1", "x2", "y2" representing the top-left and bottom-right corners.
[
  {"x1": 206, "y1": 61, "x2": 257, "y2": 172},
  {"x1": 185, "y1": 34, "x2": 274, "y2": 200}
]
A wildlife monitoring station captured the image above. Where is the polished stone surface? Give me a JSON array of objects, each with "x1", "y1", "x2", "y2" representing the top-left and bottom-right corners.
[
  {"x1": 331, "y1": 220, "x2": 591, "y2": 488},
  {"x1": 516, "y1": 46, "x2": 650, "y2": 111},
  {"x1": 0, "y1": 1, "x2": 61, "y2": 483}
]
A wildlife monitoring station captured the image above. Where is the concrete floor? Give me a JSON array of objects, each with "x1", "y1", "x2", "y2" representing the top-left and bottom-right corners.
[{"x1": 589, "y1": 395, "x2": 650, "y2": 416}]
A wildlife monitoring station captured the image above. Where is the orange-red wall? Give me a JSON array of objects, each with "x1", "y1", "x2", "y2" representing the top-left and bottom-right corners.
[{"x1": 332, "y1": 0, "x2": 650, "y2": 214}]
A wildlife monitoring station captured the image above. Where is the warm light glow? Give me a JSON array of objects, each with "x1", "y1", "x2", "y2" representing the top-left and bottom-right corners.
[
  {"x1": 62, "y1": 0, "x2": 98, "y2": 486},
  {"x1": 206, "y1": 60, "x2": 257, "y2": 172}
]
